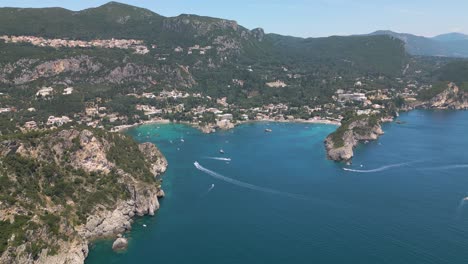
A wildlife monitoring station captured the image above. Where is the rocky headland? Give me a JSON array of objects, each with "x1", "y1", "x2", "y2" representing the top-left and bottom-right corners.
[
  {"x1": 324, "y1": 82, "x2": 468, "y2": 162},
  {"x1": 325, "y1": 115, "x2": 385, "y2": 162},
  {"x1": 0, "y1": 128, "x2": 167, "y2": 264},
  {"x1": 417, "y1": 82, "x2": 468, "y2": 110}
]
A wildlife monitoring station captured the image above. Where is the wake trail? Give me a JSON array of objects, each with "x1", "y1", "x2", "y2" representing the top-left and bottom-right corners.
[
  {"x1": 343, "y1": 162, "x2": 411, "y2": 173},
  {"x1": 201, "y1": 184, "x2": 216, "y2": 196},
  {"x1": 204, "y1": 157, "x2": 232, "y2": 162},
  {"x1": 456, "y1": 197, "x2": 468, "y2": 219},
  {"x1": 194, "y1": 161, "x2": 306, "y2": 200}
]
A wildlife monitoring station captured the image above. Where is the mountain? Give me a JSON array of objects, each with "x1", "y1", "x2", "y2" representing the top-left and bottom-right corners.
[
  {"x1": 0, "y1": 1, "x2": 407, "y2": 113},
  {"x1": 370, "y1": 30, "x2": 468, "y2": 58},
  {"x1": 432, "y1": 32, "x2": 468, "y2": 42}
]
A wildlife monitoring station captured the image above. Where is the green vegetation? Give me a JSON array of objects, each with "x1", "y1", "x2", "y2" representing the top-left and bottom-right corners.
[
  {"x1": 105, "y1": 133, "x2": 154, "y2": 182},
  {"x1": 436, "y1": 60, "x2": 468, "y2": 85},
  {"x1": 417, "y1": 82, "x2": 449, "y2": 101},
  {"x1": 329, "y1": 112, "x2": 382, "y2": 148},
  {"x1": 0, "y1": 126, "x2": 161, "y2": 257},
  {"x1": 0, "y1": 215, "x2": 31, "y2": 255}
]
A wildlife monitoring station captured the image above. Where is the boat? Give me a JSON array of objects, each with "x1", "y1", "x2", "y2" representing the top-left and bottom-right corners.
[
  {"x1": 219, "y1": 149, "x2": 225, "y2": 154},
  {"x1": 180, "y1": 138, "x2": 185, "y2": 142},
  {"x1": 265, "y1": 128, "x2": 272, "y2": 133}
]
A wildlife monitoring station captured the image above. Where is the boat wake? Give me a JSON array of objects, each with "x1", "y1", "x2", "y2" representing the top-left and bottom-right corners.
[
  {"x1": 204, "y1": 157, "x2": 232, "y2": 162},
  {"x1": 208, "y1": 183, "x2": 215, "y2": 192},
  {"x1": 194, "y1": 161, "x2": 306, "y2": 200},
  {"x1": 343, "y1": 162, "x2": 410, "y2": 173},
  {"x1": 456, "y1": 197, "x2": 468, "y2": 219}
]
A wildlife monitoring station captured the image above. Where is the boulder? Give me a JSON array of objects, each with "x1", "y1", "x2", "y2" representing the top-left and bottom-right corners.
[{"x1": 112, "y1": 237, "x2": 128, "y2": 251}]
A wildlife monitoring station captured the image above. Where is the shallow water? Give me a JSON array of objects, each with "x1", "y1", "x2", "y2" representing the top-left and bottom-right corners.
[{"x1": 86, "y1": 110, "x2": 468, "y2": 264}]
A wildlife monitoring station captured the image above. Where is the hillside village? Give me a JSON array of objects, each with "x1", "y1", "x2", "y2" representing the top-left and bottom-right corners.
[
  {"x1": 0, "y1": 73, "x2": 432, "y2": 134},
  {"x1": 0, "y1": 32, "x2": 438, "y2": 134}
]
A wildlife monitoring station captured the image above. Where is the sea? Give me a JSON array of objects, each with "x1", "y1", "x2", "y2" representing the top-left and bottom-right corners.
[{"x1": 86, "y1": 110, "x2": 468, "y2": 264}]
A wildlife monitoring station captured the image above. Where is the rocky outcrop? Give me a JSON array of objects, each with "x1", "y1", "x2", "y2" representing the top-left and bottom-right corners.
[
  {"x1": 325, "y1": 130, "x2": 355, "y2": 162},
  {"x1": 216, "y1": 119, "x2": 235, "y2": 130},
  {"x1": 9, "y1": 56, "x2": 102, "y2": 85},
  {"x1": 251, "y1": 28, "x2": 265, "y2": 42},
  {"x1": 325, "y1": 116, "x2": 384, "y2": 162},
  {"x1": 112, "y1": 238, "x2": 128, "y2": 251},
  {"x1": 138, "y1": 142, "x2": 168, "y2": 176},
  {"x1": 0, "y1": 56, "x2": 196, "y2": 89},
  {"x1": 420, "y1": 82, "x2": 468, "y2": 109},
  {"x1": 0, "y1": 128, "x2": 168, "y2": 264}
]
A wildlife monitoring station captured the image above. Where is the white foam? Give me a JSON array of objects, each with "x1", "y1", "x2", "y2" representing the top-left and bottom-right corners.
[
  {"x1": 204, "y1": 157, "x2": 232, "y2": 161},
  {"x1": 194, "y1": 161, "x2": 305, "y2": 200},
  {"x1": 343, "y1": 162, "x2": 409, "y2": 173}
]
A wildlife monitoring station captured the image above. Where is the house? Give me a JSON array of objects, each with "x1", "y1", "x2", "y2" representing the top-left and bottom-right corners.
[
  {"x1": 142, "y1": 93, "x2": 156, "y2": 99},
  {"x1": 47, "y1": 116, "x2": 71, "y2": 126},
  {"x1": 85, "y1": 107, "x2": 99, "y2": 116},
  {"x1": 266, "y1": 80, "x2": 287, "y2": 88},
  {"x1": 217, "y1": 114, "x2": 233, "y2": 120},
  {"x1": 36, "y1": 87, "x2": 54, "y2": 97},
  {"x1": 0, "y1": 108, "x2": 12, "y2": 113},
  {"x1": 63, "y1": 87, "x2": 74, "y2": 95},
  {"x1": 338, "y1": 93, "x2": 367, "y2": 102},
  {"x1": 217, "y1": 97, "x2": 229, "y2": 107},
  {"x1": 24, "y1": 121, "x2": 38, "y2": 130}
]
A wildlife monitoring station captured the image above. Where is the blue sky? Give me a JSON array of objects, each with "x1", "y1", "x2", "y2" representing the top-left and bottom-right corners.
[{"x1": 1, "y1": 0, "x2": 467, "y2": 38}]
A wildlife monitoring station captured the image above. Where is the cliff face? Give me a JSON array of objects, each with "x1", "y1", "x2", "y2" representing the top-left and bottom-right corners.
[
  {"x1": 325, "y1": 116, "x2": 384, "y2": 162},
  {"x1": 421, "y1": 82, "x2": 468, "y2": 110},
  {"x1": 0, "y1": 56, "x2": 196, "y2": 88},
  {"x1": 0, "y1": 128, "x2": 167, "y2": 264}
]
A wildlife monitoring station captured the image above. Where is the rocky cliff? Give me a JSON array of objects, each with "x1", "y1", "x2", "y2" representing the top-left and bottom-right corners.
[
  {"x1": 0, "y1": 128, "x2": 167, "y2": 264},
  {"x1": 325, "y1": 116, "x2": 384, "y2": 162},
  {"x1": 420, "y1": 82, "x2": 468, "y2": 110}
]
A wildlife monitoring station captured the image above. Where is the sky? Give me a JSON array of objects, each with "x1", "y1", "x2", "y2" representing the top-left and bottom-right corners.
[{"x1": 1, "y1": 0, "x2": 467, "y2": 38}]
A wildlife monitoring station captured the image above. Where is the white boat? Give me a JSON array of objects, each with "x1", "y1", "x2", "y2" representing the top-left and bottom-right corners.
[
  {"x1": 265, "y1": 128, "x2": 272, "y2": 133},
  {"x1": 219, "y1": 149, "x2": 225, "y2": 154}
]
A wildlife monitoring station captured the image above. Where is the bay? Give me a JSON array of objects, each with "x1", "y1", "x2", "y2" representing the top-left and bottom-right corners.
[{"x1": 86, "y1": 110, "x2": 468, "y2": 264}]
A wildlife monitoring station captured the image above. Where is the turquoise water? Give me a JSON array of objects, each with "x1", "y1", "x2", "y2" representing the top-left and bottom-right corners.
[{"x1": 86, "y1": 110, "x2": 468, "y2": 264}]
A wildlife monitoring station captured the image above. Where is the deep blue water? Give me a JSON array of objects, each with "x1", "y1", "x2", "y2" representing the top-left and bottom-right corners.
[{"x1": 86, "y1": 110, "x2": 468, "y2": 264}]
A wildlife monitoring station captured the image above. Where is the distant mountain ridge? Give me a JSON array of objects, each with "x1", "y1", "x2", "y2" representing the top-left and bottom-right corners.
[
  {"x1": 369, "y1": 30, "x2": 468, "y2": 58},
  {"x1": 432, "y1": 32, "x2": 468, "y2": 42},
  {"x1": 0, "y1": 1, "x2": 408, "y2": 77}
]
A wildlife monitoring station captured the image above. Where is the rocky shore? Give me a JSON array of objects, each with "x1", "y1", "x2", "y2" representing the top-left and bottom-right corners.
[
  {"x1": 418, "y1": 82, "x2": 468, "y2": 110},
  {"x1": 325, "y1": 116, "x2": 385, "y2": 162},
  {"x1": 324, "y1": 82, "x2": 468, "y2": 162},
  {"x1": 0, "y1": 129, "x2": 168, "y2": 264}
]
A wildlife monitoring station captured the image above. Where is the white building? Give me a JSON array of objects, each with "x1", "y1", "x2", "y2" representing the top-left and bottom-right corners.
[
  {"x1": 63, "y1": 87, "x2": 74, "y2": 95},
  {"x1": 36, "y1": 87, "x2": 54, "y2": 97},
  {"x1": 47, "y1": 116, "x2": 71, "y2": 126}
]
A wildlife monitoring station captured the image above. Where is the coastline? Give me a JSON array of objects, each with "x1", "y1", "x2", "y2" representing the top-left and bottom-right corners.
[{"x1": 111, "y1": 117, "x2": 341, "y2": 134}]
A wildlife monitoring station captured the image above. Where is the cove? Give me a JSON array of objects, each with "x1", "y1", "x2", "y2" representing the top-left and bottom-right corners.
[{"x1": 86, "y1": 110, "x2": 468, "y2": 264}]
